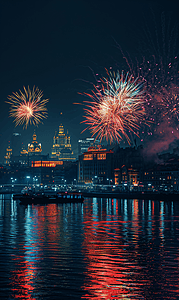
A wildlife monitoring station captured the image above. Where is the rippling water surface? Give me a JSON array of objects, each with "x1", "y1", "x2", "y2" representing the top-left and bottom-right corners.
[{"x1": 0, "y1": 194, "x2": 179, "y2": 299}]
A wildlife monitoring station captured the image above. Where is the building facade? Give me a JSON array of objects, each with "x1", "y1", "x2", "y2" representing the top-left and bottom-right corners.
[
  {"x1": 27, "y1": 130, "x2": 42, "y2": 155},
  {"x1": 143, "y1": 166, "x2": 179, "y2": 192},
  {"x1": 78, "y1": 137, "x2": 100, "y2": 157},
  {"x1": 78, "y1": 147, "x2": 114, "y2": 184},
  {"x1": 51, "y1": 124, "x2": 75, "y2": 161},
  {"x1": 4, "y1": 142, "x2": 12, "y2": 165}
]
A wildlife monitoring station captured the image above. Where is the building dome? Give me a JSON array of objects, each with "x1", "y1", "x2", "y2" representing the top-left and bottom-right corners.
[
  {"x1": 28, "y1": 130, "x2": 42, "y2": 155},
  {"x1": 51, "y1": 124, "x2": 75, "y2": 161}
]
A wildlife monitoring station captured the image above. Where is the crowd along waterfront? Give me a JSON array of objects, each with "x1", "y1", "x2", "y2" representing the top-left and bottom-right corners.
[{"x1": 0, "y1": 194, "x2": 179, "y2": 299}]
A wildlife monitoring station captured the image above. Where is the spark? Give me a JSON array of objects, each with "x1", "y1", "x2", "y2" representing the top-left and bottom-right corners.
[
  {"x1": 6, "y1": 86, "x2": 48, "y2": 128},
  {"x1": 81, "y1": 71, "x2": 147, "y2": 144}
]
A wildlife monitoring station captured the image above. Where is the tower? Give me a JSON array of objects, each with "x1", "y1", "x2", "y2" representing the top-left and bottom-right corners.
[
  {"x1": 4, "y1": 141, "x2": 12, "y2": 165},
  {"x1": 51, "y1": 124, "x2": 75, "y2": 161},
  {"x1": 28, "y1": 130, "x2": 42, "y2": 155}
]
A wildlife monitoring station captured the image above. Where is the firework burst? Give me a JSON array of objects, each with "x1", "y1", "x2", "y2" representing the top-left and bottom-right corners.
[
  {"x1": 117, "y1": 12, "x2": 179, "y2": 130},
  {"x1": 81, "y1": 71, "x2": 147, "y2": 144},
  {"x1": 6, "y1": 86, "x2": 49, "y2": 128}
]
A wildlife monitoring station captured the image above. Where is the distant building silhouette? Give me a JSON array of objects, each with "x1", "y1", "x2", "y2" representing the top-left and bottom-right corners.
[{"x1": 11, "y1": 132, "x2": 21, "y2": 156}]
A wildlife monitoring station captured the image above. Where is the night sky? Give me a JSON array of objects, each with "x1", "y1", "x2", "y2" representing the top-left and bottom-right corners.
[{"x1": 0, "y1": 0, "x2": 178, "y2": 162}]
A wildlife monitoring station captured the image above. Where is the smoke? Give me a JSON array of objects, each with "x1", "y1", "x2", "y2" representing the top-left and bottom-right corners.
[{"x1": 143, "y1": 121, "x2": 179, "y2": 162}]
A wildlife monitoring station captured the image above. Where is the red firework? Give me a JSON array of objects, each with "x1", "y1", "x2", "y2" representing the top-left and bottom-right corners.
[{"x1": 81, "y1": 71, "x2": 147, "y2": 144}]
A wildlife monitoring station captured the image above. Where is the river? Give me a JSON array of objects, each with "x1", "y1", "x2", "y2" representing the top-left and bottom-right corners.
[{"x1": 0, "y1": 194, "x2": 179, "y2": 299}]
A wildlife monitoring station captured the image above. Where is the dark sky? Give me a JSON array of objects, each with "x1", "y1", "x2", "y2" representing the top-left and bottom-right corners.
[{"x1": 0, "y1": 0, "x2": 178, "y2": 162}]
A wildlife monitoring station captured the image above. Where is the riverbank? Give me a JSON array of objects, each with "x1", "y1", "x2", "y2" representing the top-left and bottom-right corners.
[
  {"x1": 82, "y1": 191, "x2": 179, "y2": 200},
  {"x1": 1, "y1": 189, "x2": 179, "y2": 201}
]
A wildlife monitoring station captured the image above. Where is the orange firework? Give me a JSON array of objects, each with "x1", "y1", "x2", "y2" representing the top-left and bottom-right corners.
[
  {"x1": 81, "y1": 71, "x2": 147, "y2": 144},
  {"x1": 6, "y1": 86, "x2": 48, "y2": 128}
]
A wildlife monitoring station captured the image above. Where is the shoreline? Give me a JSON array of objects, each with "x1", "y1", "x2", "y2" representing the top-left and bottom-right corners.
[
  {"x1": 82, "y1": 191, "x2": 179, "y2": 200},
  {"x1": 1, "y1": 190, "x2": 179, "y2": 201}
]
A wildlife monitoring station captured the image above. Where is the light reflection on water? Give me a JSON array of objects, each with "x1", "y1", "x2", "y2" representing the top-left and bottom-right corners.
[{"x1": 0, "y1": 194, "x2": 179, "y2": 299}]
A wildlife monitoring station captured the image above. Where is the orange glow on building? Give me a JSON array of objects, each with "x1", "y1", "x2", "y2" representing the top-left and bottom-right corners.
[
  {"x1": 83, "y1": 148, "x2": 112, "y2": 161},
  {"x1": 97, "y1": 153, "x2": 106, "y2": 160},
  {"x1": 31, "y1": 161, "x2": 63, "y2": 167},
  {"x1": 83, "y1": 154, "x2": 93, "y2": 160},
  {"x1": 114, "y1": 168, "x2": 120, "y2": 185}
]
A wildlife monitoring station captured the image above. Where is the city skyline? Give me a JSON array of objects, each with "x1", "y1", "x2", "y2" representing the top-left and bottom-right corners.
[{"x1": 0, "y1": 0, "x2": 179, "y2": 162}]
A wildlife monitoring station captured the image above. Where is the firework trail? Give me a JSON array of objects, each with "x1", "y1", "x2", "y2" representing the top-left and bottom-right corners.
[
  {"x1": 136, "y1": 56, "x2": 179, "y2": 125},
  {"x1": 80, "y1": 70, "x2": 147, "y2": 144},
  {"x1": 122, "y1": 12, "x2": 178, "y2": 126},
  {"x1": 6, "y1": 86, "x2": 49, "y2": 128},
  {"x1": 115, "y1": 11, "x2": 179, "y2": 152}
]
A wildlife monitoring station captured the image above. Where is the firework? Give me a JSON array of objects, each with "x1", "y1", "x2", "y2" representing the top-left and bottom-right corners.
[
  {"x1": 116, "y1": 12, "x2": 179, "y2": 130},
  {"x1": 81, "y1": 71, "x2": 147, "y2": 144},
  {"x1": 6, "y1": 86, "x2": 48, "y2": 128}
]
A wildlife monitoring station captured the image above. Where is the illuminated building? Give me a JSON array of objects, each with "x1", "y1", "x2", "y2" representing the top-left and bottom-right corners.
[
  {"x1": 51, "y1": 124, "x2": 75, "y2": 161},
  {"x1": 31, "y1": 160, "x2": 77, "y2": 184},
  {"x1": 143, "y1": 166, "x2": 179, "y2": 192},
  {"x1": 78, "y1": 137, "x2": 100, "y2": 157},
  {"x1": 20, "y1": 143, "x2": 28, "y2": 156},
  {"x1": 113, "y1": 146, "x2": 143, "y2": 188},
  {"x1": 19, "y1": 132, "x2": 47, "y2": 166},
  {"x1": 4, "y1": 142, "x2": 12, "y2": 165},
  {"x1": 28, "y1": 130, "x2": 42, "y2": 155},
  {"x1": 78, "y1": 146, "x2": 114, "y2": 184},
  {"x1": 114, "y1": 165, "x2": 140, "y2": 188},
  {"x1": 32, "y1": 161, "x2": 63, "y2": 168}
]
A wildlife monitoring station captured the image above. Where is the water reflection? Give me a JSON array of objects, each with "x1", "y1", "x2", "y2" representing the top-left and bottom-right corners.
[
  {"x1": 82, "y1": 198, "x2": 179, "y2": 299},
  {"x1": 0, "y1": 197, "x2": 179, "y2": 299}
]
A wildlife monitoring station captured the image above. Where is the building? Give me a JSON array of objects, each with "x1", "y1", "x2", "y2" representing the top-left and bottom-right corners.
[
  {"x1": 114, "y1": 145, "x2": 144, "y2": 171},
  {"x1": 19, "y1": 131, "x2": 48, "y2": 166},
  {"x1": 31, "y1": 160, "x2": 77, "y2": 185},
  {"x1": 78, "y1": 146, "x2": 114, "y2": 184},
  {"x1": 28, "y1": 130, "x2": 42, "y2": 155},
  {"x1": 114, "y1": 165, "x2": 140, "y2": 190},
  {"x1": 143, "y1": 165, "x2": 179, "y2": 192},
  {"x1": 78, "y1": 137, "x2": 100, "y2": 157},
  {"x1": 11, "y1": 132, "x2": 21, "y2": 156},
  {"x1": 4, "y1": 142, "x2": 12, "y2": 165},
  {"x1": 51, "y1": 124, "x2": 75, "y2": 161}
]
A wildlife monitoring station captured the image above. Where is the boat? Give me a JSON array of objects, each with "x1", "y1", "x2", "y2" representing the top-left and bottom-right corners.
[{"x1": 19, "y1": 191, "x2": 84, "y2": 205}]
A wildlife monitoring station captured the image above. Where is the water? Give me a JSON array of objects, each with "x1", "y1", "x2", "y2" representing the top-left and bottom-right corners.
[{"x1": 0, "y1": 194, "x2": 179, "y2": 299}]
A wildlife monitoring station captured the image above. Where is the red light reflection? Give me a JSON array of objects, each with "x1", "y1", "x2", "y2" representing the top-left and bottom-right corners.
[
  {"x1": 81, "y1": 199, "x2": 143, "y2": 299},
  {"x1": 11, "y1": 255, "x2": 37, "y2": 299}
]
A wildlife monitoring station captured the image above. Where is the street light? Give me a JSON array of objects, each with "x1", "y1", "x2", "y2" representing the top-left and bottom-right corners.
[{"x1": 26, "y1": 176, "x2": 30, "y2": 188}]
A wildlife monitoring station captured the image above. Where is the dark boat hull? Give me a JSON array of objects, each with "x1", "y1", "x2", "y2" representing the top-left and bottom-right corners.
[
  {"x1": 19, "y1": 194, "x2": 84, "y2": 205},
  {"x1": 82, "y1": 191, "x2": 179, "y2": 200}
]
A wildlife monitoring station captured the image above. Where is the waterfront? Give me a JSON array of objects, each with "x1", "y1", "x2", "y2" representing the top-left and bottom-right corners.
[{"x1": 0, "y1": 195, "x2": 179, "y2": 299}]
